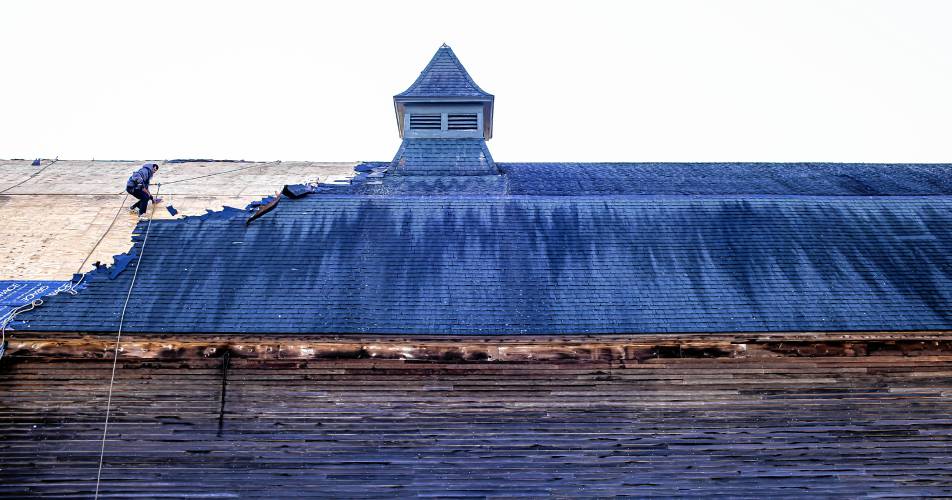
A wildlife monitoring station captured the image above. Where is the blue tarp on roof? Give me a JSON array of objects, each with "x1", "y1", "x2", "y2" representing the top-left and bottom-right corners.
[
  {"x1": 1, "y1": 281, "x2": 72, "y2": 328},
  {"x1": 15, "y1": 180, "x2": 952, "y2": 334}
]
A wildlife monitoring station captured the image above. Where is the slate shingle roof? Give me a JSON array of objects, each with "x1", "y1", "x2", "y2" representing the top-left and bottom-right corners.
[
  {"x1": 390, "y1": 138, "x2": 499, "y2": 176},
  {"x1": 354, "y1": 174, "x2": 508, "y2": 196},
  {"x1": 502, "y1": 163, "x2": 952, "y2": 196},
  {"x1": 395, "y1": 44, "x2": 493, "y2": 100},
  {"x1": 16, "y1": 162, "x2": 952, "y2": 334},
  {"x1": 357, "y1": 162, "x2": 952, "y2": 197}
]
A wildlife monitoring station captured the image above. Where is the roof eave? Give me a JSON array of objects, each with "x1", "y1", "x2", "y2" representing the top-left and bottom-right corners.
[
  {"x1": 395, "y1": 45, "x2": 493, "y2": 100},
  {"x1": 393, "y1": 95, "x2": 494, "y2": 103}
]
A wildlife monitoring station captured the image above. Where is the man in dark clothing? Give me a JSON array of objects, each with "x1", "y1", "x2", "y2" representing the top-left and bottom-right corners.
[{"x1": 126, "y1": 163, "x2": 161, "y2": 216}]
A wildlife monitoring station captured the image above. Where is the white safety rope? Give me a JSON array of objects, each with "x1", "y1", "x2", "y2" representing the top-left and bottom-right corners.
[
  {"x1": 0, "y1": 300, "x2": 44, "y2": 359},
  {"x1": 70, "y1": 191, "x2": 132, "y2": 293},
  {"x1": 93, "y1": 184, "x2": 160, "y2": 499},
  {"x1": 0, "y1": 158, "x2": 59, "y2": 194}
]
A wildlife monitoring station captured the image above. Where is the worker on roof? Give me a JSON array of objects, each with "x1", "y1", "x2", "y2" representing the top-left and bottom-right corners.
[{"x1": 126, "y1": 163, "x2": 162, "y2": 216}]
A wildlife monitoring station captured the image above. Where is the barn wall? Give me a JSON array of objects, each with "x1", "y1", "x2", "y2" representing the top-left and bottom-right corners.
[{"x1": 3, "y1": 334, "x2": 952, "y2": 497}]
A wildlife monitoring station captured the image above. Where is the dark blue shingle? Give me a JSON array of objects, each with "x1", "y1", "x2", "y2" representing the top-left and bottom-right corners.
[
  {"x1": 395, "y1": 44, "x2": 492, "y2": 99},
  {"x1": 17, "y1": 194, "x2": 952, "y2": 335},
  {"x1": 390, "y1": 138, "x2": 499, "y2": 176},
  {"x1": 501, "y1": 163, "x2": 952, "y2": 196}
]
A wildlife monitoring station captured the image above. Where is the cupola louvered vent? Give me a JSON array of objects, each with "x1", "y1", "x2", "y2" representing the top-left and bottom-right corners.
[
  {"x1": 447, "y1": 113, "x2": 478, "y2": 130},
  {"x1": 401, "y1": 105, "x2": 483, "y2": 138},
  {"x1": 394, "y1": 45, "x2": 494, "y2": 140},
  {"x1": 409, "y1": 114, "x2": 441, "y2": 130}
]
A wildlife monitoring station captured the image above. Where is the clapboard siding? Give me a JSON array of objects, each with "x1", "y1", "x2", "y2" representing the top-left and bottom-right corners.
[{"x1": 3, "y1": 340, "x2": 952, "y2": 497}]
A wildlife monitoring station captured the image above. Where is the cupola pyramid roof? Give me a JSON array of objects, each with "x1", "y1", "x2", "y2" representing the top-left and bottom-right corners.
[{"x1": 395, "y1": 44, "x2": 493, "y2": 100}]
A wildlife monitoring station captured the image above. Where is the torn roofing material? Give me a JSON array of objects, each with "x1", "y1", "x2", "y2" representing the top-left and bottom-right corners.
[
  {"x1": 282, "y1": 184, "x2": 316, "y2": 199},
  {"x1": 13, "y1": 161, "x2": 952, "y2": 334}
]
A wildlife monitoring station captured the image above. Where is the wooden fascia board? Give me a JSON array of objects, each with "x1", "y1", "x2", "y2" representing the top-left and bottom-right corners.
[{"x1": 8, "y1": 331, "x2": 952, "y2": 362}]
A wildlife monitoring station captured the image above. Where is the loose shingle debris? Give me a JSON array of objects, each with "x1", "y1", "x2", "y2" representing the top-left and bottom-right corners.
[
  {"x1": 106, "y1": 253, "x2": 137, "y2": 279},
  {"x1": 281, "y1": 184, "x2": 316, "y2": 199},
  {"x1": 245, "y1": 184, "x2": 318, "y2": 225},
  {"x1": 245, "y1": 192, "x2": 282, "y2": 226}
]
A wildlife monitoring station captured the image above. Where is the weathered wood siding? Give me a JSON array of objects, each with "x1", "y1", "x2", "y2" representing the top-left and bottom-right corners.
[{"x1": 3, "y1": 334, "x2": 952, "y2": 497}]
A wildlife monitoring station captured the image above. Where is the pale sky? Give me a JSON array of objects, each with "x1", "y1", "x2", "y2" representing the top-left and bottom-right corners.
[{"x1": 2, "y1": 0, "x2": 951, "y2": 163}]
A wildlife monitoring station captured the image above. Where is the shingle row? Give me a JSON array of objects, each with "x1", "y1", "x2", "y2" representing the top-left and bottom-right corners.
[
  {"x1": 390, "y1": 139, "x2": 499, "y2": 176},
  {"x1": 501, "y1": 162, "x2": 952, "y2": 196},
  {"x1": 17, "y1": 195, "x2": 952, "y2": 334},
  {"x1": 395, "y1": 45, "x2": 492, "y2": 99}
]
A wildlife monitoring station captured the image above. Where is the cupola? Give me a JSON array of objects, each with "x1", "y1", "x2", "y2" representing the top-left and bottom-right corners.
[
  {"x1": 387, "y1": 45, "x2": 500, "y2": 177},
  {"x1": 394, "y1": 44, "x2": 494, "y2": 140}
]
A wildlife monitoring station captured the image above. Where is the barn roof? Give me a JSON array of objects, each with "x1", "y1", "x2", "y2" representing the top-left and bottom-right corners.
[
  {"x1": 11, "y1": 45, "x2": 952, "y2": 336},
  {"x1": 16, "y1": 161, "x2": 952, "y2": 334}
]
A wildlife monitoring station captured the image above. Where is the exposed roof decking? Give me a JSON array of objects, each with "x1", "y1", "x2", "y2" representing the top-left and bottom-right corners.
[{"x1": 0, "y1": 159, "x2": 355, "y2": 280}]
